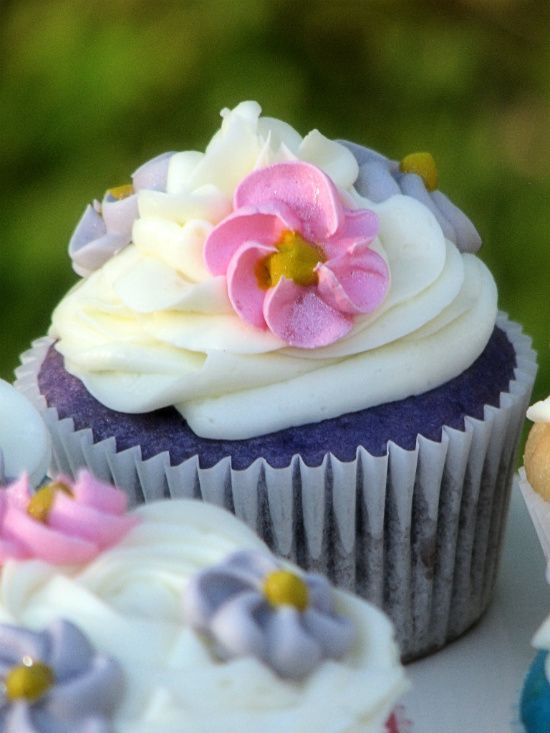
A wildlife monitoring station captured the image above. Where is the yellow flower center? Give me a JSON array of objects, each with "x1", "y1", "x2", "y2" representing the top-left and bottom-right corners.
[
  {"x1": 263, "y1": 569, "x2": 309, "y2": 611},
  {"x1": 399, "y1": 152, "x2": 439, "y2": 191},
  {"x1": 106, "y1": 183, "x2": 134, "y2": 200},
  {"x1": 27, "y1": 481, "x2": 74, "y2": 524},
  {"x1": 5, "y1": 660, "x2": 55, "y2": 702},
  {"x1": 256, "y1": 231, "x2": 325, "y2": 290}
]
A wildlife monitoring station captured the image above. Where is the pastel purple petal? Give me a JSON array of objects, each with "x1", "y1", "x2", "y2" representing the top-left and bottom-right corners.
[
  {"x1": 204, "y1": 206, "x2": 292, "y2": 276},
  {"x1": 316, "y1": 244, "x2": 388, "y2": 315},
  {"x1": 210, "y1": 591, "x2": 268, "y2": 660},
  {"x1": 265, "y1": 608, "x2": 322, "y2": 679},
  {"x1": 69, "y1": 204, "x2": 107, "y2": 255},
  {"x1": 101, "y1": 193, "x2": 138, "y2": 236},
  {"x1": 70, "y1": 232, "x2": 129, "y2": 278},
  {"x1": 234, "y1": 162, "x2": 344, "y2": 242},
  {"x1": 132, "y1": 151, "x2": 174, "y2": 191},
  {"x1": 263, "y1": 278, "x2": 352, "y2": 348},
  {"x1": 227, "y1": 242, "x2": 276, "y2": 329}
]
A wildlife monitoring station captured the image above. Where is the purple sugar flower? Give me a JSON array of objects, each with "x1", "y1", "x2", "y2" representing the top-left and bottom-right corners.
[
  {"x1": 0, "y1": 619, "x2": 123, "y2": 733},
  {"x1": 69, "y1": 151, "x2": 174, "y2": 277},
  {"x1": 183, "y1": 549, "x2": 355, "y2": 680}
]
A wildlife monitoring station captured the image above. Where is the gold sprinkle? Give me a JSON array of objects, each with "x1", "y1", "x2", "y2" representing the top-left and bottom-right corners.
[
  {"x1": 106, "y1": 183, "x2": 134, "y2": 201},
  {"x1": 27, "y1": 481, "x2": 73, "y2": 523},
  {"x1": 263, "y1": 569, "x2": 309, "y2": 611},
  {"x1": 5, "y1": 661, "x2": 55, "y2": 702},
  {"x1": 399, "y1": 152, "x2": 439, "y2": 191}
]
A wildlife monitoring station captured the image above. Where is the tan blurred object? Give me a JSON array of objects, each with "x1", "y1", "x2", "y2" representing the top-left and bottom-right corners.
[{"x1": 525, "y1": 422, "x2": 550, "y2": 500}]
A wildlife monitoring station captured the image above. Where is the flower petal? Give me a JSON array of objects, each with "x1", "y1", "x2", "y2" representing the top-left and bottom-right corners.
[
  {"x1": 2, "y1": 504, "x2": 98, "y2": 564},
  {"x1": 101, "y1": 192, "x2": 138, "y2": 235},
  {"x1": 204, "y1": 203, "x2": 296, "y2": 276},
  {"x1": 264, "y1": 607, "x2": 322, "y2": 679},
  {"x1": 322, "y1": 207, "x2": 379, "y2": 259},
  {"x1": 234, "y1": 161, "x2": 344, "y2": 242},
  {"x1": 183, "y1": 569, "x2": 256, "y2": 630},
  {"x1": 69, "y1": 204, "x2": 131, "y2": 277},
  {"x1": 132, "y1": 151, "x2": 174, "y2": 191},
  {"x1": 263, "y1": 278, "x2": 352, "y2": 348},
  {"x1": 210, "y1": 591, "x2": 268, "y2": 660},
  {"x1": 227, "y1": 242, "x2": 275, "y2": 329},
  {"x1": 317, "y1": 244, "x2": 389, "y2": 315},
  {"x1": 47, "y1": 493, "x2": 137, "y2": 550}
]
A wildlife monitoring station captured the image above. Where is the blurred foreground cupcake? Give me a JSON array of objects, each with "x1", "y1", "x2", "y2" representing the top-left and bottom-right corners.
[
  {"x1": 518, "y1": 398, "x2": 550, "y2": 556},
  {"x1": 518, "y1": 397, "x2": 550, "y2": 731},
  {"x1": 0, "y1": 379, "x2": 50, "y2": 487},
  {"x1": 16, "y1": 101, "x2": 536, "y2": 659},
  {"x1": 0, "y1": 470, "x2": 407, "y2": 733}
]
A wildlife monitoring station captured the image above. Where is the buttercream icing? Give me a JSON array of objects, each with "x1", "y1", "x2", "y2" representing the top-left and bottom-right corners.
[
  {"x1": 0, "y1": 497, "x2": 408, "y2": 733},
  {"x1": 0, "y1": 381, "x2": 51, "y2": 487},
  {"x1": 50, "y1": 101, "x2": 497, "y2": 439}
]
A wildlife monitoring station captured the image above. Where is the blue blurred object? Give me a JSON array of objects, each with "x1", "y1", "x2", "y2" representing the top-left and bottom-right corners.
[{"x1": 521, "y1": 651, "x2": 550, "y2": 732}]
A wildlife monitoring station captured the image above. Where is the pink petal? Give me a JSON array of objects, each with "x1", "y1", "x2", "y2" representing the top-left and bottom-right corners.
[
  {"x1": 263, "y1": 278, "x2": 352, "y2": 348},
  {"x1": 5, "y1": 476, "x2": 32, "y2": 511},
  {"x1": 234, "y1": 162, "x2": 344, "y2": 243},
  {"x1": 323, "y1": 208, "x2": 379, "y2": 259},
  {"x1": 316, "y1": 244, "x2": 389, "y2": 315},
  {"x1": 2, "y1": 505, "x2": 98, "y2": 565},
  {"x1": 71, "y1": 470, "x2": 129, "y2": 514},
  {"x1": 47, "y1": 493, "x2": 137, "y2": 550},
  {"x1": 204, "y1": 204, "x2": 296, "y2": 276},
  {"x1": 227, "y1": 242, "x2": 276, "y2": 329}
]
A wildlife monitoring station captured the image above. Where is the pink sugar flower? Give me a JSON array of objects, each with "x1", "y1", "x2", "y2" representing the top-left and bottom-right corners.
[
  {"x1": 0, "y1": 470, "x2": 137, "y2": 565},
  {"x1": 204, "y1": 161, "x2": 389, "y2": 348}
]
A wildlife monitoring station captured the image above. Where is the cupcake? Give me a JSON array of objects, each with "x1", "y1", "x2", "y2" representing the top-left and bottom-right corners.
[
  {"x1": 0, "y1": 379, "x2": 50, "y2": 487},
  {"x1": 15, "y1": 100, "x2": 536, "y2": 660},
  {"x1": 0, "y1": 470, "x2": 408, "y2": 732},
  {"x1": 519, "y1": 398, "x2": 550, "y2": 557},
  {"x1": 517, "y1": 398, "x2": 550, "y2": 732}
]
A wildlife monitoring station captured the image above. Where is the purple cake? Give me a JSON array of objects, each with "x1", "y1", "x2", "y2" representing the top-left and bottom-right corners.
[
  {"x1": 16, "y1": 101, "x2": 537, "y2": 660},
  {"x1": 37, "y1": 326, "x2": 515, "y2": 470}
]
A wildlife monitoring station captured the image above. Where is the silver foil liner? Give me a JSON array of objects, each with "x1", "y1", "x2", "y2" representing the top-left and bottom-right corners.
[{"x1": 15, "y1": 313, "x2": 537, "y2": 660}]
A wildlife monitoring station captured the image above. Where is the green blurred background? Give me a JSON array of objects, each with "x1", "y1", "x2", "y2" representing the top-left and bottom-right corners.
[{"x1": 2, "y1": 0, "x2": 549, "y2": 411}]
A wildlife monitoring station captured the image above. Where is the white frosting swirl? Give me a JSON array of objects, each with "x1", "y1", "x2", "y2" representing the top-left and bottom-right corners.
[
  {"x1": 0, "y1": 500, "x2": 407, "y2": 733},
  {"x1": 527, "y1": 398, "x2": 550, "y2": 423},
  {"x1": 50, "y1": 101, "x2": 497, "y2": 439}
]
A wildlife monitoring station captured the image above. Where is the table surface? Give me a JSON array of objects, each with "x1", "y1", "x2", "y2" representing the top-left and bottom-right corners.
[{"x1": 402, "y1": 481, "x2": 550, "y2": 732}]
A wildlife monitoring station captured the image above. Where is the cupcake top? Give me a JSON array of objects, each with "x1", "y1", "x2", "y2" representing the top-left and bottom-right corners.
[
  {"x1": 0, "y1": 470, "x2": 407, "y2": 733},
  {"x1": 525, "y1": 397, "x2": 550, "y2": 500},
  {"x1": 50, "y1": 101, "x2": 497, "y2": 440},
  {"x1": 0, "y1": 380, "x2": 51, "y2": 488}
]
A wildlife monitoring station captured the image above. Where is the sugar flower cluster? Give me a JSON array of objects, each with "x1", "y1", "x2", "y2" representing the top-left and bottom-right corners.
[
  {"x1": 0, "y1": 470, "x2": 137, "y2": 565},
  {"x1": 0, "y1": 619, "x2": 122, "y2": 733}
]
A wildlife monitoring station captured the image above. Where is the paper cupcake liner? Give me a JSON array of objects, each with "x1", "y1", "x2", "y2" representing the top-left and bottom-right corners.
[
  {"x1": 15, "y1": 313, "x2": 537, "y2": 660},
  {"x1": 518, "y1": 468, "x2": 550, "y2": 561}
]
